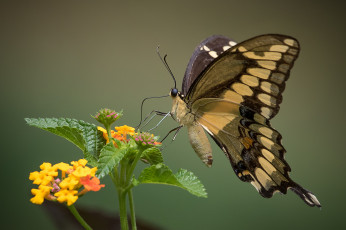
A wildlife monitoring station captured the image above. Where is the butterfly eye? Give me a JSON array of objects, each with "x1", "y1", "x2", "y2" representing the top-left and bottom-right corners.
[{"x1": 170, "y1": 88, "x2": 178, "y2": 97}]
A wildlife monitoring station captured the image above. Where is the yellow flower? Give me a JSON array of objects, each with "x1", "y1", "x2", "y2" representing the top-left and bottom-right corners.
[
  {"x1": 55, "y1": 189, "x2": 78, "y2": 206},
  {"x1": 59, "y1": 175, "x2": 80, "y2": 190},
  {"x1": 98, "y1": 126, "x2": 110, "y2": 143},
  {"x1": 30, "y1": 185, "x2": 52, "y2": 205},
  {"x1": 55, "y1": 162, "x2": 73, "y2": 172},
  {"x1": 97, "y1": 126, "x2": 107, "y2": 134},
  {"x1": 40, "y1": 162, "x2": 59, "y2": 177},
  {"x1": 29, "y1": 171, "x2": 54, "y2": 186},
  {"x1": 115, "y1": 125, "x2": 135, "y2": 136},
  {"x1": 55, "y1": 162, "x2": 73, "y2": 178},
  {"x1": 72, "y1": 166, "x2": 95, "y2": 178},
  {"x1": 71, "y1": 159, "x2": 88, "y2": 169}
]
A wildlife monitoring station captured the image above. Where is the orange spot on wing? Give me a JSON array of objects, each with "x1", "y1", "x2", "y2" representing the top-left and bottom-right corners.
[{"x1": 242, "y1": 137, "x2": 254, "y2": 149}]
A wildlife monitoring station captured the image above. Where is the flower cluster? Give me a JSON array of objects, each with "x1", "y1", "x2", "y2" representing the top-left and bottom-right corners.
[
  {"x1": 98, "y1": 125, "x2": 136, "y2": 144},
  {"x1": 94, "y1": 108, "x2": 122, "y2": 128},
  {"x1": 133, "y1": 132, "x2": 161, "y2": 147},
  {"x1": 29, "y1": 159, "x2": 104, "y2": 206}
]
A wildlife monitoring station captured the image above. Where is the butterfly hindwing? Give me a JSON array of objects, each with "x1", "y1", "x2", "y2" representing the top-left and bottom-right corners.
[{"x1": 192, "y1": 99, "x2": 319, "y2": 206}]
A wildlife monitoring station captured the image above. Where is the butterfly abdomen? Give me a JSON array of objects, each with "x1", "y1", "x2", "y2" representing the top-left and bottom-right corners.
[{"x1": 187, "y1": 124, "x2": 213, "y2": 167}]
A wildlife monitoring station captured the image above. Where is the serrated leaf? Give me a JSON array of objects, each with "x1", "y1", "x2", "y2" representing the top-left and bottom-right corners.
[
  {"x1": 25, "y1": 118, "x2": 105, "y2": 161},
  {"x1": 96, "y1": 142, "x2": 126, "y2": 178},
  {"x1": 141, "y1": 147, "x2": 163, "y2": 165},
  {"x1": 138, "y1": 164, "x2": 207, "y2": 198},
  {"x1": 84, "y1": 154, "x2": 98, "y2": 167},
  {"x1": 138, "y1": 164, "x2": 179, "y2": 185},
  {"x1": 175, "y1": 169, "x2": 207, "y2": 198}
]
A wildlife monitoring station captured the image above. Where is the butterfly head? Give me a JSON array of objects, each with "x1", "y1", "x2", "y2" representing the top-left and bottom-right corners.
[{"x1": 170, "y1": 88, "x2": 179, "y2": 97}]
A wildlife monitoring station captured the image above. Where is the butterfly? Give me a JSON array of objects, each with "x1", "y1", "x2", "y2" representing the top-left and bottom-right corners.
[{"x1": 169, "y1": 34, "x2": 321, "y2": 207}]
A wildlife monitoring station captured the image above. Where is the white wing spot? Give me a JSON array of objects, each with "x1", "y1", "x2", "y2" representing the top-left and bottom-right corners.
[
  {"x1": 203, "y1": 45, "x2": 210, "y2": 51},
  {"x1": 223, "y1": 45, "x2": 231, "y2": 51},
  {"x1": 208, "y1": 51, "x2": 218, "y2": 58},
  {"x1": 229, "y1": 41, "x2": 237, "y2": 46}
]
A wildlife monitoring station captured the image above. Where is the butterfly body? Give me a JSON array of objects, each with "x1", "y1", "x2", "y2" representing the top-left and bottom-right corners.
[
  {"x1": 171, "y1": 92, "x2": 214, "y2": 166},
  {"x1": 169, "y1": 34, "x2": 321, "y2": 207}
]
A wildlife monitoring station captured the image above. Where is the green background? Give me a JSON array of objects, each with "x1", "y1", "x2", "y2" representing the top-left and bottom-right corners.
[{"x1": 1, "y1": 0, "x2": 345, "y2": 229}]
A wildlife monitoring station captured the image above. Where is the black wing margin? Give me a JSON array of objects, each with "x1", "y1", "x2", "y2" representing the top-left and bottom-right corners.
[{"x1": 182, "y1": 35, "x2": 236, "y2": 96}]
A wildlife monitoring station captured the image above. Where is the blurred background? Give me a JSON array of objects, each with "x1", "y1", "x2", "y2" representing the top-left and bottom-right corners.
[{"x1": 1, "y1": 0, "x2": 345, "y2": 229}]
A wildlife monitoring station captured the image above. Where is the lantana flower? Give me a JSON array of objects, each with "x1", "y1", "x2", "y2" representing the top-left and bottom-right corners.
[
  {"x1": 94, "y1": 108, "x2": 122, "y2": 128},
  {"x1": 80, "y1": 175, "x2": 105, "y2": 192},
  {"x1": 133, "y1": 132, "x2": 161, "y2": 147},
  {"x1": 29, "y1": 160, "x2": 104, "y2": 206},
  {"x1": 98, "y1": 125, "x2": 136, "y2": 145}
]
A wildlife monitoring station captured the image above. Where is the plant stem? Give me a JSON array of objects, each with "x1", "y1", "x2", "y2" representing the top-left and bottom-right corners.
[
  {"x1": 118, "y1": 191, "x2": 129, "y2": 230},
  {"x1": 128, "y1": 189, "x2": 137, "y2": 230},
  {"x1": 125, "y1": 147, "x2": 144, "y2": 185},
  {"x1": 67, "y1": 204, "x2": 93, "y2": 230},
  {"x1": 114, "y1": 146, "x2": 143, "y2": 229}
]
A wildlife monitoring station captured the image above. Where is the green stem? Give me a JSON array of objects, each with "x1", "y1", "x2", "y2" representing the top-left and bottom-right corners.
[
  {"x1": 125, "y1": 148, "x2": 144, "y2": 185},
  {"x1": 128, "y1": 189, "x2": 137, "y2": 230},
  {"x1": 105, "y1": 124, "x2": 112, "y2": 141},
  {"x1": 120, "y1": 160, "x2": 127, "y2": 185},
  {"x1": 112, "y1": 146, "x2": 144, "y2": 229},
  {"x1": 110, "y1": 169, "x2": 119, "y2": 190},
  {"x1": 67, "y1": 204, "x2": 92, "y2": 230},
  {"x1": 118, "y1": 191, "x2": 129, "y2": 230}
]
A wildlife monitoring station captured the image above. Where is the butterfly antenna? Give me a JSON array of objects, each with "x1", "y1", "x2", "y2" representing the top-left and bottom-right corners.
[
  {"x1": 136, "y1": 95, "x2": 169, "y2": 129},
  {"x1": 157, "y1": 45, "x2": 177, "y2": 89}
]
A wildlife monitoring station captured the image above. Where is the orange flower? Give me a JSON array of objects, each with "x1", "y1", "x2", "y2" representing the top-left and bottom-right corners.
[
  {"x1": 115, "y1": 125, "x2": 135, "y2": 142},
  {"x1": 80, "y1": 175, "x2": 105, "y2": 192},
  {"x1": 98, "y1": 125, "x2": 136, "y2": 145}
]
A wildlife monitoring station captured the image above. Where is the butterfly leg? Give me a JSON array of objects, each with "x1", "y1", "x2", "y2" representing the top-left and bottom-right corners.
[
  {"x1": 160, "y1": 125, "x2": 183, "y2": 143},
  {"x1": 137, "y1": 110, "x2": 170, "y2": 129},
  {"x1": 147, "y1": 112, "x2": 171, "y2": 131}
]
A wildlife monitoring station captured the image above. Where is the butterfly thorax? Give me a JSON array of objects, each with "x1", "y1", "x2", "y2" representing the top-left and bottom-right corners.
[{"x1": 170, "y1": 92, "x2": 194, "y2": 126}]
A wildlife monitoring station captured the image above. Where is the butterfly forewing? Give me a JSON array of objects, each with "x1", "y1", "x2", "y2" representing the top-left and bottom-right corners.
[
  {"x1": 182, "y1": 35, "x2": 237, "y2": 96},
  {"x1": 185, "y1": 34, "x2": 300, "y2": 120}
]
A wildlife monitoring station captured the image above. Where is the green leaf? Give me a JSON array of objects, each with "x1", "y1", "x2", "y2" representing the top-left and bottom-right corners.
[
  {"x1": 140, "y1": 147, "x2": 163, "y2": 165},
  {"x1": 96, "y1": 142, "x2": 127, "y2": 178},
  {"x1": 175, "y1": 169, "x2": 207, "y2": 198},
  {"x1": 25, "y1": 118, "x2": 105, "y2": 161},
  {"x1": 138, "y1": 164, "x2": 207, "y2": 198}
]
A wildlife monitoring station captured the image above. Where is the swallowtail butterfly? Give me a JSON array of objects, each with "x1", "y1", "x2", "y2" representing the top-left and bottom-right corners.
[{"x1": 169, "y1": 34, "x2": 321, "y2": 207}]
